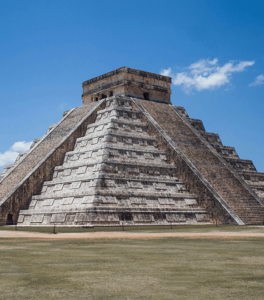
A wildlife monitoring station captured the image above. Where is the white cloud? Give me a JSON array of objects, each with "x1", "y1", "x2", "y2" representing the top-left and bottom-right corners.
[
  {"x1": 161, "y1": 58, "x2": 255, "y2": 93},
  {"x1": 160, "y1": 67, "x2": 172, "y2": 77},
  {"x1": 249, "y1": 74, "x2": 264, "y2": 86},
  {"x1": 0, "y1": 141, "x2": 32, "y2": 171},
  {"x1": 10, "y1": 141, "x2": 32, "y2": 152}
]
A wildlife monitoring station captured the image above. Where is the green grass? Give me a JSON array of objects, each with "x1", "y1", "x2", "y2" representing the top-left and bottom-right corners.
[
  {"x1": 1, "y1": 224, "x2": 264, "y2": 234},
  {"x1": 0, "y1": 236, "x2": 264, "y2": 299}
]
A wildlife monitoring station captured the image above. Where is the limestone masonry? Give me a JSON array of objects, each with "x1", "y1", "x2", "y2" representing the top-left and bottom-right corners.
[{"x1": 1, "y1": 67, "x2": 264, "y2": 226}]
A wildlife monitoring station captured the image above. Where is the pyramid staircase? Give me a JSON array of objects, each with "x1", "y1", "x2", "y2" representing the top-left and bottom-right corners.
[
  {"x1": 197, "y1": 127, "x2": 264, "y2": 201},
  {"x1": 176, "y1": 109, "x2": 264, "y2": 224},
  {"x1": 137, "y1": 101, "x2": 264, "y2": 225},
  {"x1": 17, "y1": 97, "x2": 210, "y2": 226}
]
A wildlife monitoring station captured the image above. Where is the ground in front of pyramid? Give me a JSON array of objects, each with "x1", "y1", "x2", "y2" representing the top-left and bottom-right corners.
[{"x1": 1, "y1": 67, "x2": 264, "y2": 226}]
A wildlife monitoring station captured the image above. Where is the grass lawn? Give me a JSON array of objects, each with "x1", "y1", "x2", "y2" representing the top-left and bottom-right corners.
[{"x1": 0, "y1": 235, "x2": 264, "y2": 299}]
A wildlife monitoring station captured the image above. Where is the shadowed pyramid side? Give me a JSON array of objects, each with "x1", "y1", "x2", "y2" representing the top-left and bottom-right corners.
[{"x1": 0, "y1": 102, "x2": 101, "y2": 225}]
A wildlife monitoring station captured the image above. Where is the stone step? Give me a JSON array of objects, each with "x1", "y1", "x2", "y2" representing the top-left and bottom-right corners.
[
  {"x1": 187, "y1": 118, "x2": 205, "y2": 132},
  {"x1": 55, "y1": 157, "x2": 176, "y2": 172},
  {"x1": 26, "y1": 195, "x2": 201, "y2": 212},
  {"x1": 65, "y1": 143, "x2": 165, "y2": 157},
  {"x1": 17, "y1": 209, "x2": 210, "y2": 226},
  {"x1": 85, "y1": 122, "x2": 149, "y2": 137},
  {"x1": 247, "y1": 184, "x2": 264, "y2": 189},
  {"x1": 239, "y1": 171, "x2": 264, "y2": 176},
  {"x1": 20, "y1": 207, "x2": 207, "y2": 215},
  {"x1": 97, "y1": 106, "x2": 140, "y2": 115},
  {"x1": 96, "y1": 106, "x2": 140, "y2": 117},
  {"x1": 53, "y1": 165, "x2": 176, "y2": 182},
  {"x1": 73, "y1": 137, "x2": 158, "y2": 154},
  {"x1": 87, "y1": 118, "x2": 148, "y2": 129},
  {"x1": 213, "y1": 146, "x2": 239, "y2": 159},
  {"x1": 40, "y1": 183, "x2": 188, "y2": 197},
  {"x1": 63, "y1": 148, "x2": 167, "y2": 166},
  {"x1": 32, "y1": 190, "x2": 196, "y2": 200},
  {"x1": 43, "y1": 174, "x2": 184, "y2": 186},
  {"x1": 76, "y1": 130, "x2": 157, "y2": 143},
  {"x1": 200, "y1": 132, "x2": 223, "y2": 146},
  {"x1": 96, "y1": 111, "x2": 142, "y2": 123},
  {"x1": 225, "y1": 157, "x2": 255, "y2": 165}
]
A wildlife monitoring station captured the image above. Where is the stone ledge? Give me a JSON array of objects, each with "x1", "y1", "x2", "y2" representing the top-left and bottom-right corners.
[
  {"x1": 43, "y1": 174, "x2": 183, "y2": 186},
  {"x1": 32, "y1": 190, "x2": 196, "y2": 200},
  {"x1": 82, "y1": 67, "x2": 171, "y2": 87},
  {"x1": 54, "y1": 158, "x2": 176, "y2": 171},
  {"x1": 65, "y1": 144, "x2": 165, "y2": 156},
  {"x1": 87, "y1": 118, "x2": 148, "y2": 128}
]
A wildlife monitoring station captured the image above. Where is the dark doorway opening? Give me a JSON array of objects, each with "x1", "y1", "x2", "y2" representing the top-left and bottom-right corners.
[
  {"x1": 143, "y1": 92, "x2": 149, "y2": 100},
  {"x1": 109, "y1": 91, "x2": 113, "y2": 97},
  {"x1": 6, "y1": 214, "x2": 13, "y2": 225},
  {"x1": 153, "y1": 212, "x2": 166, "y2": 221},
  {"x1": 95, "y1": 97, "x2": 98, "y2": 101},
  {"x1": 119, "y1": 212, "x2": 133, "y2": 221},
  {"x1": 101, "y1": 94, "x2": 107, "y2": 99}
]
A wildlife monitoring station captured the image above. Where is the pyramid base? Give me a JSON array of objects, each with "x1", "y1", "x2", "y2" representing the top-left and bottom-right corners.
[{"x1": 17, "y1": 209, "x2": 210, "y2": 226}]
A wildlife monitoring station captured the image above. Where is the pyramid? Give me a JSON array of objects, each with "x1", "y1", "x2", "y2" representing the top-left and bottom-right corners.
[{"x1": 1, "y1": 67, "x2": 264, "y2": 226}]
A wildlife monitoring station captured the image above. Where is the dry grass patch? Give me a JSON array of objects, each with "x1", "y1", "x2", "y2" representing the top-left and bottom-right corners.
[{"x1": 0, "y1": 237, "x2": 264, "y2": 299}]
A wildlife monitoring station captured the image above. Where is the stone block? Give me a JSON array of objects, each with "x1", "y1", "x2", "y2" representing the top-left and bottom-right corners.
[
  {"x1": 31, "y1": 214, "x2": 44, "y2": 223},
  {"x1": 133, "y1": 213, "x2": 154, "y2": 222},
  {"x1": 51, "y1": 214, "x2": 66, "y2": 223},
  {"x1": 185, "y1": 199, "x2": 197, "y2": 205},
  {"x1": 61, "y1": 197, "x2": 74, "y2": 205},
  {"x1": 166, "y1": 213, "x2": 186, "y2": 222},
  {"x1": 42, "y1": 199, "x2": 54, "y2": 206}
]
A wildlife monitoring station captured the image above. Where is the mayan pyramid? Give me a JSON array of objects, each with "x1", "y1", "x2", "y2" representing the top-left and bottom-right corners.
[{"x1": 1, "y1": 67, "x2": 264, "y2": 226}]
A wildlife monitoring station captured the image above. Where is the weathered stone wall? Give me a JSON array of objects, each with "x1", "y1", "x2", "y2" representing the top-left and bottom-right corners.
[
  {"x1": 0, "y1": 102, "x2": 104, "y2": 224},
  {"x1": 82, "y1": 67, "x2": 171, "y2": 105},
  {"x1": 135, "y1": 99, "x2": 264, "y2": 225}
]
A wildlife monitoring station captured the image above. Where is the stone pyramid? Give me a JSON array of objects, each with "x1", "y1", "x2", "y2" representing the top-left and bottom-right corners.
[
  {"x1": 1, "y1": 67, "x2": 264, "y2": 226},
  {"x1": 15, "y1": 96, "x2": 209, "y2": 226}
]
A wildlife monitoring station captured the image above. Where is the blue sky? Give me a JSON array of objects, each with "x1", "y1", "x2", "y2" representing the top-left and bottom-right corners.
[{"x1": 0, "y1": 0, "x2": 264, "y2": 172}]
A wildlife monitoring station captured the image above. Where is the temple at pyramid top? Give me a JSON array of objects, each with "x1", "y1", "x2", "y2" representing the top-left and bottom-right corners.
[{"x1": 82, "y1": 67, "x2": 172, "y2": 105}]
